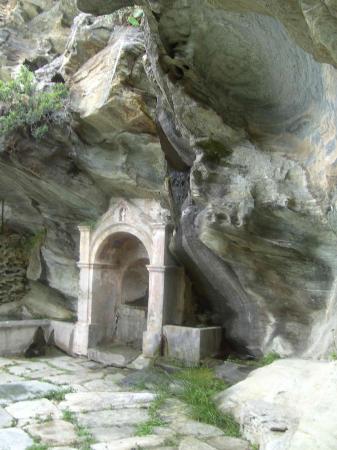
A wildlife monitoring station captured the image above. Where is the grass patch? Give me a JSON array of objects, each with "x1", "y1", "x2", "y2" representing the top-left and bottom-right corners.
[
  {"x1": 44, "y1": 387, "x2": 74, "y2": 401},
  {"x1": 259, "y1": 352, "x2": 281, "y2": 366},
  {"x1": 27, "y1": 444, "x2": 48, "y2": 450},
  {"x1": 135, "y1": 390, "x2": 168, "y2": 436},
  {"x1": 62, "y1": 409, "x2": 94, "y2": 450},
  {"x1": 172, "y1": 368, "x2": 240, "y2": 437}
]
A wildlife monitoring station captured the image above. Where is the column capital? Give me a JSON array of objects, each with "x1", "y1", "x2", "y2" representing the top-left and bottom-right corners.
[
  {"x1": 147, "y1": 264, "x2": 182, "y2": 273},
  {"x1": 78, "y1": 224, "x2": 92, "y2": 233}
]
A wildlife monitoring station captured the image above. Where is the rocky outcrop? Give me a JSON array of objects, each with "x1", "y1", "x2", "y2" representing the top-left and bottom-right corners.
[
  {"x1": 216, "y1": 358, "x2": 337, "y2": 450},
  {"x1": 72, "y1": 0, "x2": 337, "y2": 358},
  {"x1": 2, "y1": 0, "x2": 337, "y2": 357}
]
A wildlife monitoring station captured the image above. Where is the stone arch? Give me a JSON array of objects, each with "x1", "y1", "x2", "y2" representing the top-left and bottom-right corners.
[
  {"x1": 90, "y1": 223, "x2": 153, "y2": 266},
  {"x1": 74, "y1": 199, "x2": 186, "y2": 358}
]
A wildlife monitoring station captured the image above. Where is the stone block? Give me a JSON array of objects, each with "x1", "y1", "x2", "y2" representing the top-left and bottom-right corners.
[
  {"x1": 0, "y1": 320, "x2": 50, "y2": 356},
  {"x1": 0, "y1": 428, "x2": 33, "y2": 450},
  {"x1": 88, "y1": 344, "x2": 140, "y2": 367},
  {"x1": 163, "y1": 325, "x2": 222, "y2": 364},
  {"x1": 49, "y1": 320, "x2": 76, "y2": 354}
]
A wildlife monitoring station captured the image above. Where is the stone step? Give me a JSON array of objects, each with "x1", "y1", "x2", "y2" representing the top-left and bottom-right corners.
[{"x1": 88, "y1": 344, "x2": 140, "y2": 367}]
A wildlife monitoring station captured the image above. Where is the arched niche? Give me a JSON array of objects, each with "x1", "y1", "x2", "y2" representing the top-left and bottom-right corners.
[
  {"x1": 91, "y1": 232, "x2": 150, "y2": 348},
  {"x1": 74, "y1": 198, "x2": 186, "y2": 358}
]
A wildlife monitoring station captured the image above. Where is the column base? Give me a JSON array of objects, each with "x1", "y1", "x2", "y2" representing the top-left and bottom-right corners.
[
  {"x1": 73, "y1": 322, "x2": 89, "y2": 356},
  {"x1": 142, "y1": 330, "x2": 162, "y2": 357}
]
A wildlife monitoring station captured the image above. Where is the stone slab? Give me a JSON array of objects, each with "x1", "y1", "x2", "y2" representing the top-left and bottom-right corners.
[
  {"x1": 0, "y1": 428, "x2": 33, "y2": 450},
  {"x1": 26, "y1": 420, "x2": 78, "y2": 446},
  {"x1": 90, "y1": 425, "x2": 135, "y2": 442},
  {"x1": 6, "y1": 398, "x2": 61, "y2": 420},
  {"x1": 7, "y1": 362, "x2": 51, "y2": 376},
  {"x1": 208, "y1": 436, "x2": 251, "y2": 450},
  {"x1": 92, "y1": 435, "x2": 166, "y2": 450},
  {"x1": 127, "y1": 354, "x2": 153, "y2": 370},
  {"x1": 179, "y1": 437, "x2": 215, "y2": 450},
  {"x1": 0, "y1": 381, "x2": 60, "y2": 406},
  {"x1": 45, "y1": 370, "x2": 104, "y2": 385},
  {"x1": 0, "y1": 407, "x2": 14, "y2": 427},
  {"x1": 88, "y1": 345, "x2": 140, "y2": 367},
  {"x1": 82, "y1": 378, "x2": 121, "y2": 392},
  {"x1": 170, "y1": 419, "x2": 224, "y2": 438},
  {"x1": 77, "y1": 408, "x2": 149, "y2": 428},
  {"x1": 59, "y1": 391, "x2": 155, "y2": 412}
]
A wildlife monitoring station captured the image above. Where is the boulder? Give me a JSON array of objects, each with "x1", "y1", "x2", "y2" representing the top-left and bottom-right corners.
[{"x1": 216, "y1": 359, "x2": 337, "y2": 450}]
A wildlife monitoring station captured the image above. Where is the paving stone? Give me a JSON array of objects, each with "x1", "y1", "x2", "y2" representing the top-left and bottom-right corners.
[
  {"x1": 7, "y1": 362, "x2": 51, "y2": 376},
  {"x1": 208, "y1": 436, "x2": 251, "y2": 450},
  {"x1": 77, "y1": 408, "x2": 149, "y2": 428},
  {"x1": 104, "y1": 372, "x2": 126, "y2": 383},
  {"x1": 59, "y1": 391, "x2": 155, "y2": 412},
  {"x1": 120, "y1": 369, "x2": 170, "y2": 389},
  {"x1": 92, "y1": 435, "x2": 167, "y2": 450},
  {"x1": 47, "y1": 357, "x2": 87, "y2": 372},
  {"x1": 6, "y1": 398, "x2": 61, "y2": 421},
  {"x1": 0, "y1": 407, "x2": 14, "y2": 427},
  {"x1": 0, "y1": 428, "x2": 33, "y2": 450},
  {"x1": 51, "y1": 448, "x2": 77, "y2": 450},
  {"x1": 88, "y1": 345, "x2": 140, "y2": 367},
  {"x1": 26, "y1": 419, "x2": 78, "y2": 446},
  {"x1": 127, "y1": 354, "x2": 153, "y2": 370},
  {"x1": 0, "y1": 381, "x2": 60, "y2": 406},
  {"x1": 51, "y1": 448, "x2": 78, "y2": 450},
  {"x1": 0, "y1": 358, "x2": 15, "y2": 368},
  {"x1": 25, "y1": 368, "x2": 67, "y2": 380},
  {"x1": 158, "y1": 398, "x2": 189, "y2": 422},
  {"x1": 90, "y1": 425, "x2": 135, "y2": 442},
  {"x1": 83, "y1": 378, "x2": 122, "y2": 392},
  {"x1": 171, "y1": 419, "x2": 224, "y2": 438},
  {"x1": 0, "y1": 373, "x2": 25, "y2": 384},
  {"x1": 179, "y1": 436, "x2": 215, "y2": 450},
  {"x1": 51, "y1": 447, "x2": 77, "y2": 450},
  {"x1": 46, "y1": 370, "x2": 104, "y2": 385},
  {"x1": 78, "y1": 360, "x2": 103, "y2": 369}
]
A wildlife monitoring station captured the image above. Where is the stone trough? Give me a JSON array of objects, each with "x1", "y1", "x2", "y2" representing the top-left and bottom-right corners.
[{"x1": 0, "y1": 320, "x2": 50, "y2": 356}]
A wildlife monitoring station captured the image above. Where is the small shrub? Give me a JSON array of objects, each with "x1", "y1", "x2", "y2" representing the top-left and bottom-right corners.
[
  {"x1": 127, "y1": 8, "x2": 143, "y2": 27},
  {"x1": 0, "y1": 66, "x2": 68, "y2": 140}
]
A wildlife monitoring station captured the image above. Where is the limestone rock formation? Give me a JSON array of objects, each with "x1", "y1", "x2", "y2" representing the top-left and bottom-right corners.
[
  {"x1": 1, "y1": 0, "x2": 337, "y2": 359},
  {"x1": 73, "y1": 0, "x2": 337, "y2": 358},
  {"x1": 216, "y1": 358, "x2": 337, "y2": 450}
]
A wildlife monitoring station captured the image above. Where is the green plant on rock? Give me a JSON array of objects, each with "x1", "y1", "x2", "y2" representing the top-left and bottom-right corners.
[
  {"x1": 0, "y1": 65, "x2": 68, "y2": 140},
  {"x1": 127, "y1": 8, "x2": 144, "y2": 27}
]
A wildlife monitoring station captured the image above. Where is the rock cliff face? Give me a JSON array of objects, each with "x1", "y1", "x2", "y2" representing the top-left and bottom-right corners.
[{"x1": 2, "y1": 0, "x2": 337, "y2": 358}]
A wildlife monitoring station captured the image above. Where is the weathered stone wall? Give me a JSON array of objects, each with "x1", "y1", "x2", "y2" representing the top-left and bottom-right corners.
[{"x1": 0, "y1": 234, "x2": 28, "y2": 307}]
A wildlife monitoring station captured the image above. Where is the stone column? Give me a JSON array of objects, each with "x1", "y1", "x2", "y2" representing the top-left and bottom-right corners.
[
  {"x1": 73, "y1": 225, "x2": 92, "y2": 355},
  {"x1": 143, "y1": 224, "x2": 168, "y2": 357}
]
